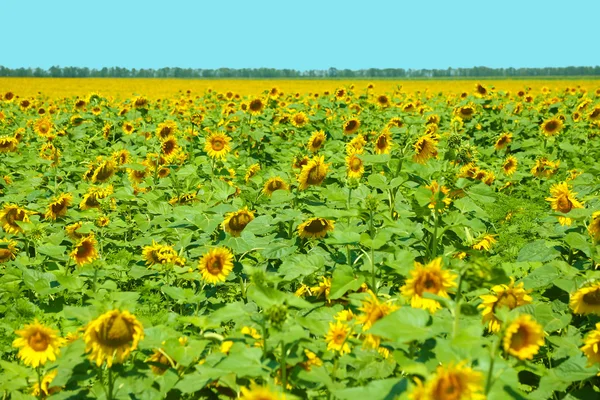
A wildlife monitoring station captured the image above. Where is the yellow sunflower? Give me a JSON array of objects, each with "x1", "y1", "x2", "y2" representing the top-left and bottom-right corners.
[
  {"x1": 161, "y1": 137, "x2": 179, "y2": 157},
  {"x1": 84, "y1": 309, "x2": 144, "y2": 367},
  {"x1": 240, "y1": 383, "x2": 282, "y2": 400},
  {"x1": 45, "y1": 193, "x2": 73, "y2": 220},
  {"x1": 70, "y1": 235, "x2": 99, "y2": 266},
  {"x1": 472, "y1": 234, "x2": 497, "y2": 251},
  {"x1": 531, "y1": 157, "x2": 560, "y2": 178},
  {"x1": 407, "y1": 378, "x2": 427, "y2": 400},
  {"x1": 262, "y1": 177, "x2": 289, "y2": 196},
  {"x1": 356, "y1": 291, "x2": 399, "y2": 331},
  {"x1": 570, "y1": 283, "x2": 600, "y2": 315},
  {"x1": 374, "y1": 130, "x2": 392, "y2": 155},
  {"x1": 413, "y1": 134, "x2": 439, "y2": 164},
  {"x1": 307, "y1": 130, "x2": 326, "y2": 152},
  {"x1": 168, "y1": 192, "x2": 198, "y2": 205},
  {"x1": 540, "y1": 117, "x2": 564, "y2": 136},
  {"x1": 0, "y1": 135, "x2": 18, "y2": 153},
  {"x1": 34, "y1": 117, "x2": 54, "y2": 138},
  {"x1": 65, "y1": 222, "x2": 84, "y2": 240},
  {"x1": 502, "y1": 156, "x2": 518, "y2": 176},
  {"x1": 198, "y1": 247, "x2": 234, "y2": 284},
  {"x1": 588, "y1": 212, "x2": 600, "y2": 242},
  {"x1": 0, "y1": 238, "x2": 18, "y2": 263},
  {"x1": 156, "y1": 120, "x2": 178, "y2": 139},
  {"x1": 244, "y1": 163, "x2": 261, "y2": 183},
  {"x1": 31, "y1": 369, "x2": 61, "y2": 397},
  {"x1": 343, "y1": 118, "x2": 360, "y2": 135},
  {"x1": 425, "y1": 362, "x2": 485, "y2": 400},
  {"x1": 474, "y1": 83, "x2": 488, "y2": 97},
  {"x1": 298, "y1": 217, "x2": 334, "y2": 239},
  {"x1": 223, "y1": 207, "x2": 255, "y2": 237},
  {"x1": 589, "y1": 106, "x2": 600, "y2": 121},
  {"x1": 426, "y1": 181, "x2": 452, "y2": 211},
  {"x1": 347, "y1": 133, "x2": 366, "y2": 155},
  {"x1": 545, "y1": 182, "x2": 584, "y2": 225},
  {"x1": 400, "y1": 257, "x2": 457, "y2": 313},
  {"x1": 0, "y1": 204, "x2": 31, "y2": 234},
  {"x1": 581, "y1": 323, "x2": 600, "y2": 367},
  {"x1": 146, "y1": 349, "x2": 176, "y2": 375},
  {"x1": 503, "y1": 314, "x2": 545, "y2": 360},
  {"x1": 325, "y1": 321, "x2": 352, "y2": 355},
  {"x1": 204, "y1": 132, "x2": 231, "y2": 160},
  {"x1": 375, "y1": 94, "x2": 390, "y2": 107},
  {"x1": 248, "y1": 98, "x2": 264, "y2": 115},
  {"x1": 122, "y1": 121, "x2": 135, "y2": 135},
  {"x1": 479, "y1": 279, "x2": 532, "y2": 332},
  {"x1": 495, "y1": 133, "x2": 513, "y2": 150},
  {"x1": 311, "y1": 277, "x2": 331, "y2": 301},
  {"x1": 346, "y1": 153, "x2": 364, "y2": 179},
  {"x1": 454, "y1": 104, "x2": 476, "y2": 120},
  {"x1": 142, "y1": 241, "x2": 183, "y2": 266},
  {"x1": 291, "y1": 112, "x2": 309, "y2": 128},
  {"x1": 297, "y1": 155, "x2": 329, "y2": 190},
  {"x1": 12, "y1": 320, "x2": 65, "y2": 367},
  {"x1": 111, "y1": 149, "x2": 131, "y2": 165}
]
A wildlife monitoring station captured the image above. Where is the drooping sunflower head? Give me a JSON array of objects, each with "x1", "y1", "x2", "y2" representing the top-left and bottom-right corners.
[
  {"x1": 204, "y1": 132, "x2": 232, "y2": 160},
  {"x1": 400, "y1": 257, "x2": 458, "y2": 313},
  {"x1": 503, "y1": 314, "x2": 545, "y2": 360},
  {"x1": 12, "y1": 320, "x2": 65, "y2": 368},
  {"x1": 343, "y1": 118, "x2": 360, "y2": 135},
  {"x1": 297, "y1": 155, "x2": 329, "y2": 190},
  {"x1": 307, "y1": 130, "x2": 326, "y2": 153},
  {"x1": 478, "y1": 279, "x2": 532, "y2": 332},
  {"x1": 146, "y1": 348, "x2": 175, "y2": 375},
  {"x1": 70, "y1": 235, "x2": 99, "y2": 266},
  {"x1": 244, "y1": 163, "x2": 261, "y2": 183},
  {"x1": 570, "y1": 283, "x2": 600, "y2": 315},
  {"x1": 474, "y1": 83, "x2": 488, "y2": 97},
  {"x1": 588, "y1": 106, "x2": 600, "y2": 121},
  {"x1": 0, "y1": 239, "x2": 18, "y2": 263},
  {"x1": 531, "y1": 157, "x2": 560, "y2": 178},
  {"x1": 298, "y1": 217, "x2": 334, "y2": 239},
  {"x1": 374, "y1": 130, "x2": 392, "y2": 155},
  {"x1": 545, "y1": 182, "x2": 584, "y2": 225},
  {"x1": 262, "y1": 177, "x2": 289, "y2": 196},
  {"x1": 425, "y1": 361, "x2": 484, "y2": 400},
  {"x1": 0, "y1": 204, "x2": 31, "y2": 234},
  {"x1": 325, "y1": 321, "x2": 351, "y2": 355},
  {"x1": 133, "y1": 96, "x2": 149, "y2": 109},
  {"x1": 0, "y1": 135, "x2": 19, "y2": 153},
  {"x1": 356, "y1": 291, "x2": 399, "y2": 331},
  {"x1": 142, "y1": 241, "x2": 183, "y2": 266},
  {"x1": 345, "y1": 153, "x2": 364, "y2": 179},
  {"x1": 92, "y1": 159, "x2": 117, "y2": 183},
  {"x1": 198, "y1": 247, "x2": 234, "y2": 284},
  {"x1": 495, "y1": 132, "x2": 513, "y2": 150},
  {"x1": 223, "y1": 207, "x2": 255, "y2": 237},
  {"x1": 413, "y1": 134, "x2": 439, "y2": 164},
  {"x1": 45, "y1": 193, "x2": 73, "y2": 220},
  {"x1": 84, "y1": 309, "x2": 144, "y2": 367}
]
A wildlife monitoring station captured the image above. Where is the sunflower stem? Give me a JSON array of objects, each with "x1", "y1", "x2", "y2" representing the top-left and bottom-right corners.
[
  {"x1": 36, "y1": 367, "x2": 43, "y2": 400},
  {"x1": 452, "y1": 273, "x2": 464, "y2": 339},
  {"x1": 280, "y1": 340, "x2": 288, "y2": 392},
  {"x1": 106, "y1": 367, "x2": 115, "y2": 400},
  {"x1": 485, "y1": 339, "x2": 498, "y2": 395},
  {"x1": 429, "y1": 210, "x2": 439, "y2": 260}
]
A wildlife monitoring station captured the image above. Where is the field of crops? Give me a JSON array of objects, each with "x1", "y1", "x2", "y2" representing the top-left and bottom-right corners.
[{"x1": 1, "y1": 81, "x2": 600, "y2": 399}]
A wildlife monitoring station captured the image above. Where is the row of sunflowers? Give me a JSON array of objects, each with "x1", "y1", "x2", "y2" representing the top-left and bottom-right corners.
[{"x1": 1, "y1": 81, "x2": 600, "y2": 399}]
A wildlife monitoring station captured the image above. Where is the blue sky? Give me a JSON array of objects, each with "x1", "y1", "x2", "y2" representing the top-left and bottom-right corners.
[{"x1": 3, "y1": 0, "x2": 599, "y2": 70}]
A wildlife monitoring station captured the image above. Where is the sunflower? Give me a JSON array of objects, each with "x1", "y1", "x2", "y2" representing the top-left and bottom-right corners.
[
  {"x1": 588, "y1": 211, "x2": 600, "y2": 242},
  {"x1": 376, "y1": 94, "x2": 390, "y2": 107},
  {"x1": 223, "y1": 207, "x2": 255, "y2": 237},
  {"x1": 84, "y1": 309, "x2": 144, "y2": 367},
  {"x1": 70, "y1": 235, "x2": 99, "y2": 266},
  {"x1": 122, "y1": 121, "x2": 135, "y2": 135},
  {"x1": 248, "y1": 98, "x2": 264, "y2": 115},
  {"x1": 198, "y1": 247, "x2": 234, "y2": 284},
  {"x1": 479, "y1": 279, "x2": 532, "y2": 332},
  {"x1": 161, "y1": 137, "x2": 179, "y2": 156},
  {"x1": 154, "y1": 120, "x2": 177, "y2": 139},
  {"x1": 146, "y1": 348, "x2": 176, "y2": 375},
  {"x1": 346, "y1": 153, "x2": 364, "y2": 179},
  {"x1": 374, "y1": 130, "x2": 392, "y2": 155},
  {"x1": 413, "y1": 134, "x2": 439, "y2": 164},
  {"x1": 262, "y1": 177, "x2": 289, "y2": 196},
  {"x1": 298, "y1": 217, "x2": 334, "y2": 239},
  {"x1": 531, "y1": 157, "x2": 560, "y2": 178},
  {"x1": 0, "y1": 135, "x2": 18, "y2": 153},
  {"x1": 204, "y1": 132, "x2": 232, "y2": 160},
  {"x1": 588, "y1": 106, "x2": 600, "y2": 121},
  {"x1": 426, "y1": 181, "x2": 452, "y2": 211},
  {"x1": 91, "y1": 159, "x2": 117, "y2": 183},
  {"x1": 79, "y1": 185, "x2": 113, "y2": 210},
  {"x1": 472, "y1": 234, "x2": 497, "y2": 251},
  {"x1": 495, "y1": 133, "x2": 513, "y2": 150},
  {"x1": 96, "y1": 216, "x2": 110, "y2": 227},
  {"x1": 31, "y1": 369, "x2": 61, "y2": 397},
  {"x1": 407, "y1": 378, "x2": 427, "y2": 400},
  {"x1": 240, "y1": 383, "x2": 282, "y2": 400},
  {"x1": 298, "y1": 155, "x2": 329, "y2": 190},
  {"x1": 291, "y1": 112, "x2": 309, "y2": 128},
  {"x1": 34, "y1": 117, "x2": 54, "y2": 138},
  {"x1": 311, "y1": 277, "x2": 331, "y2": 300},
  {"x1": 245, "y1": 163, "x2": 261, "y2": 183},
  {"x1": 168, "y1": 192, "x2": 198, "y2": 205},
  {"x1": 142, "y1": 241, "x2": 183, "y2": 266},
  {"x1": 400, "y1": 257, "x2": 457, "y2": 313},
  {"x1": 0, "y1": 204, "x2": 31, "y2": 234},
  {"x1": 454, "y1": 104, "x2": 476, "y2": 120},
  {"x1": 502, "y1": 156, "x2": 518, "y2": 176},
  {"x1": 570, "y1": 283, "x2": 600, "y2": 315},
  {"x1": 343, "y1": 118, "x2": 360, "y2": 135},
  {"x1": 45, "y1": 193, "x2": 73, "y2": 220},
  {"x1": 581, "y1": 323, "x2": 600, "y2": 366},
  {"x1": 0, "y1": 238, "x2": 18, "y2": 263},
  {"x1": 12, "y1": 320, "x2": 65, "y2": 367},
  {"x1": 425, "y1": 362, "x2": 485, "y2": 400},
  {"x1": 503, "y1": 314, "x2": 545, "y2": 360},
  {"x1": 133, "y1": 96, "x2": 149, "y2": 109},
  {"x1": 540, "y1": 117, "x2": 563, "y2": 136},
  {"x1": 474, "y1": 83, "x2": 488, "y2": 97},
  {"x1": 356, "y1": 291, "x2": 399, "y2": 331},
  {"x1": 545, "y1": 182, "x2": 584, "y2": 225},
  {"x1": 39, "y1": 143, "x2": 61, "y2": 164},
  {"x1": 307, "y1": 130, "x2": 326, "y2": 152},
  {"x1": 292, "y1": 155, "x2": 310, "y2": 170},
  {"x1": 325, "y1": 322, "x2": 352, "y2": 355}
]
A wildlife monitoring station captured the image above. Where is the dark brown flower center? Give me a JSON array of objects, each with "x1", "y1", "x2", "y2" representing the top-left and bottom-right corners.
[
  {"x1": 97, "y1": 314, "x2": 134, "y2": 347},
  {"x1": 583, "y1": 289, "x2": 600, "y2": 305},
  {"x1": 207, "y1": 257, "x2": 223, "y2": 275},
  {"x1": 28, "y1": 331, "x2": 50, "y2": 352}
]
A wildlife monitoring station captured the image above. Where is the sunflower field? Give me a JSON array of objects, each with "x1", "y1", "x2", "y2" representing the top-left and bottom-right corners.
[{"x1": 1, "y1": 82, "x2": 600, "y2": 399}]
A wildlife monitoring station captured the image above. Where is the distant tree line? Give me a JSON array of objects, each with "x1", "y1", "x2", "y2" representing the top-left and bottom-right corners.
[{"x1": 1, "y1": 66, "x2": 599, "y2": 78}]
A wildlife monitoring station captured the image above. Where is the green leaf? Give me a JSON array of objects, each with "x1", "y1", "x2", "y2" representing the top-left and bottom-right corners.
[
  {"x1": 329, "y1": 265, "x2": 365, "y2": 300},
  {"x1": 517, "y1": 240, "x2": 560, "y2": 263},
  {"x1": 369, "y1": 307, "x2": 432, "y2": 343},
  {"x1": 334, "y1": 378, "x2": 407, "y2": 400}
]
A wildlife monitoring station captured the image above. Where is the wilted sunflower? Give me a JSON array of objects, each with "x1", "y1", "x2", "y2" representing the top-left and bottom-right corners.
[
  {"x1": 588, "y1": 211, "x2": 600, "y2": 242},
  {"x1": 570, "y1": 283, "x2": 600, "y2": 315},
  {"x1": 223, "y1": 207, "x2": 255, "y2": 236},
  {"x1": 204, "y1": 132, "x2": 232, "y2": 160},
  {"x1": 240, "y1": 383, "x2": 282, "y2": 400},
  {"x1": 244, "y1": 163, "x2": 261, "y2": 182},
  {"x1": 45, "y1": 193, "x2": 73, "y2": 220},
  {"x1": 400, "y1": 257, "x2": 457, "y2": 313},
  {"x1": 0, "y1": 239, "x2": 18, "y2": 263},
  {"x1": 291, "y1": 112, "x2": 309, "y2": 128},
  {"x1": 413, "y1": 134, "x2": 439, "y2": 164},
  {"x1": 84, "y1": 309, "x2": 144, "y2": 367},
  {"x1": 12, "y1": 320, "x2": 65, "y2": 367},
  {"x1": 0, "y1": 204, "x2": 31, "y2": 234},
  {"x1": 479, "y1": 279, "x2": 532, "y2": 332},
  {"x1": 307, "y1": 130, "x2": 326, "y2": 152},
  {"x1": 292, "y1": 155, "x2": 309, "y2": 169},
  {"x1": 262, "y1": 177, "x2": 289, "y2": 196},
  {"x1": 495, "y1": 133, "x2": 513, "y2": 150},
  {"x1": 31, "y1": 369, "x2": 61, "y2": 397},
  {"x1": 545, "y1": 182, "x2": 584, "y2": 225},
  {"x1": 425, "y1": 362, "x2": 484, "y2": 400},
  {"x1": 374, "y1": 130, "x2": 392, "y2": 155},
  {"x1": 472, "y1": 234, "x2": 497, "y2": 251},
  {"x1": 248, "y1": 98, "x2": 264, "y2": 115},
  {"x1": 356, "y1": 291, "x2": 398, "y2": 331},
  {"x1": 70, "y1": 235, "x2": 99, "y2": 266},
  {"x1": 503, "y1": 314, "x2": 545, "y2": 360},
  {"x1": 346, "y1": 153, "x2": 364, "y2": 179},
  {"x1": 581, "y1": 323, "x2": 600, "y2": 367},
  {"x1": 298, "y1": 217, "x2": 334, "y2": 239},
  {"x1": 198, "y1": 247, "x2": 234, "y2": 284},
  {"x1": 298, "y1": 155, "x2": 329, "y2": 190},
  {"x1": 325, "y1": 322, "x2": 351, "y2": 355},
  {"x1": 343, "y1": 118, "x2": 360, "y2": 135},
  {"x1": 502, "y1": 156, "x2": 518, "y2": 176},
  {"x1": 540, "y1": 117, "x2": 563, "y2": 136},
  {"x1": 0, "y1": 135, "x2": 18, "y2": 153}
]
